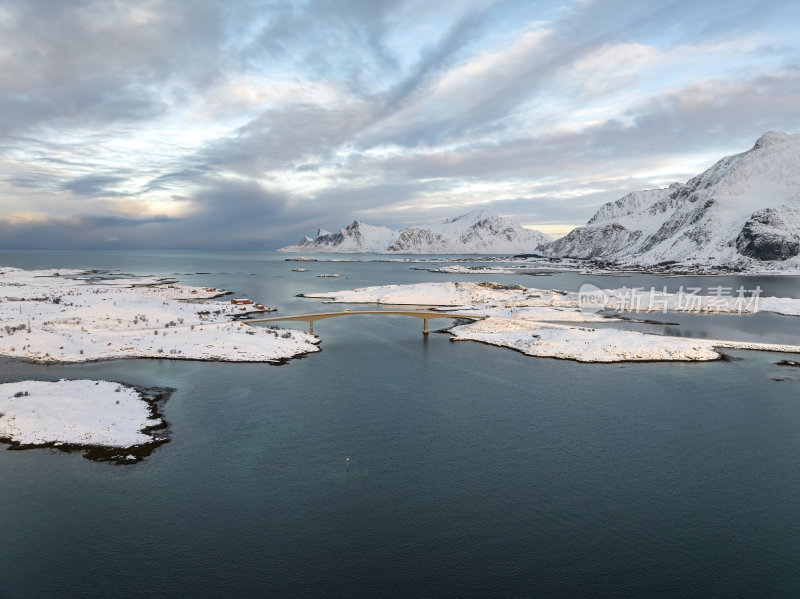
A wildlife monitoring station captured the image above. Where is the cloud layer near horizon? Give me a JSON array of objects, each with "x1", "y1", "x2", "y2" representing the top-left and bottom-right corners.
[{"x1": 1, "y1": 0, "x2": 799, "y2": 249}]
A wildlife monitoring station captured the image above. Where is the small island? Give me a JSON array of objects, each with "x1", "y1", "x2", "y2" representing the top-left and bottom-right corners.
[{"x1": 0, "y1": 379, "x2": 172, "y2": 464}]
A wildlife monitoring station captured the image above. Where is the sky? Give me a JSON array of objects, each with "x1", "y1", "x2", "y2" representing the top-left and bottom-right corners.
[{"x1": 1, "y1": 0, "x2": 799, "y2": 250}]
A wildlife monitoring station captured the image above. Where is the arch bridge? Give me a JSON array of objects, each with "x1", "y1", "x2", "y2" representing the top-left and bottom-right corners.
[{"x1": 245, "y1": 310, "x2": 485, "y2": 335}]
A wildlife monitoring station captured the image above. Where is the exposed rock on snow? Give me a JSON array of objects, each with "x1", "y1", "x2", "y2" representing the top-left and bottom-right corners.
[
  {"x1": 0, "y1": 380, "x2": 172, "y2": 463},
  {"x1": 734, "y1": 207, "x2": 800, "y2": 261},
  {"x1": 0, "y1": 267, "x2": 320, "y2": 364},
  {"x1": 542, "y1": 132, "x2": 800, "y2": 272},
  {"x1": 278, "y1": 210, "x2": 550, "y2": 254}
]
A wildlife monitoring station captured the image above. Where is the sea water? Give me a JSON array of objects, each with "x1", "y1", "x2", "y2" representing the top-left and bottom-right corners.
[{"x1": 0, "y1": 251, "x2": 799, "y2": 598}]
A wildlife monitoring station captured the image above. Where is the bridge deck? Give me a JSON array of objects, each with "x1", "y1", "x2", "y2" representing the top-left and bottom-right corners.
[
  {"x1": 247, "y1": 310, "x2": 483, "y2": 323},
  {"x1": 245, "y1": 310, "x2": 484, "y2": 335}
]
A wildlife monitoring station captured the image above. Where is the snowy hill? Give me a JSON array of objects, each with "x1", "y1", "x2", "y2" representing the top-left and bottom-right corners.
[
  {"x1": 543, "y1": 132, "x2": 800, "y2": 270},
  {"x1": 278, "y1": 210, "x2": 551, "y2": 254},
  {"x1": 278, "y1": 221, "x2": 398, "y2": 253},
  {"x1": 386, "y1": 210, "x2": 551, "y2": 254}
]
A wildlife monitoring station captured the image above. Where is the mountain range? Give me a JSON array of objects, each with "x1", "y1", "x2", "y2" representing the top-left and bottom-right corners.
[
  {"x1": 280, "y1": 132, "x2": 800, "y2": 270},
  {"x1": 542, "y1": 131, "x2": 800, "y2": 269},
  {"x1": 278, "y1": 210, "x2": 551, "y2": 254}
]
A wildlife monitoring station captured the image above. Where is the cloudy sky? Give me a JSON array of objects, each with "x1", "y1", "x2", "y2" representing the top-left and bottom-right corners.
[{"x1": 1, "y1": 0, "x2": 799, "y2": 249}]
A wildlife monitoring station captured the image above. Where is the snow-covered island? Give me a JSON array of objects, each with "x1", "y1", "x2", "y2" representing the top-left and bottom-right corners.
[
  {"x1": 0, "y1": 380, "x2": 171, "y2": 463},
  {"x1": 0, "y1": 267, "x2": 320, "y2": 364},
  {"x1": 0, "y1": 267, "x2": 321, "y2": 463},
  {"x1": 302, "y1": 281, "x2": 800, "y2": 362}
]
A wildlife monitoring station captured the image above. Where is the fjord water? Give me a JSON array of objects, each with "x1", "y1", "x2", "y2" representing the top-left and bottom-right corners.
[{"x1": 1, "y1": 251, "x2": 800, "y2": 598}]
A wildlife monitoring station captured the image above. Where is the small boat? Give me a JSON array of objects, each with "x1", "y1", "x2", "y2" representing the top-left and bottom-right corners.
[
  {"x1": 291, "y1": 268, "x2": 308, "y2": 272},
  {"x1": 317, "y1": 273, "x2": 341, "y2": 278}
]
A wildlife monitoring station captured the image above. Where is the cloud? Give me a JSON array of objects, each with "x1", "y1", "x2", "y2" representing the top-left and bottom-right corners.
[
  {"x1": 352, "y1": 68, "x2": 800, "y2": 183},
  {"x1": 1, "y1": 0, "x2": 799, "y2": 249},
  {"x1": 0, "y1": 213, "x2": 178, "y2": 250},
  {"x1": 61, "y1": 174, "x2": 130, "y2": 197},
  {"x1": 0, "y1": 0, "x2": 258, "y2": 137},
  {"x1": 199, "y1": 101, "x2": 377, "y2": 176}
]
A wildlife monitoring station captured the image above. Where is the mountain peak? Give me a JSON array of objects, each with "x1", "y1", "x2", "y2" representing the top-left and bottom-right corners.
[
  {"x1": 440, "y1": 209, "x2": 491, "y2": 225},
  {"x1": 753, "y1": 131, "x2": 790, "y2": 150}
]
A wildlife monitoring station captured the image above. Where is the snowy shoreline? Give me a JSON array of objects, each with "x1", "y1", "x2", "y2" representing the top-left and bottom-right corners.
[
  {"x1": 415, "y1": 262, "x2": 800, "y2": 277},
  {"x1": 0, "y1": 267, "x2": 320, "y2": 364},
  {"x1": 303, "y1": 281, "x2": 800, "y2": 363},
  {"x1": 0, "y1": 380, "x2": 173, "y2": 463}
]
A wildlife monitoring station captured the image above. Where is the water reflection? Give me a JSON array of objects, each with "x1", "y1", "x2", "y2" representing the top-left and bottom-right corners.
[{"x1": 594, "y1": 311, "x2": 800, "y2": 345}]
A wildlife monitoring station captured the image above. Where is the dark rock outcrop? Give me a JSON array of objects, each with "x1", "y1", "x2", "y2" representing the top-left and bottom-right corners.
[{"x1": 735, "y1": 208, "x2": 800, "y2": 261}]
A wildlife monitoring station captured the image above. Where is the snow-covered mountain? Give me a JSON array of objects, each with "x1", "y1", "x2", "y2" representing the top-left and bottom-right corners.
[
  {"x1": 278, "y1": 221, "x2": 398, "y2": 253},
  {"x1": 278, "y1": 210, "x2": 551, "y2": 254},
  {"x1": 543, "y1": 131, "x2": 800, "y2": 269}
]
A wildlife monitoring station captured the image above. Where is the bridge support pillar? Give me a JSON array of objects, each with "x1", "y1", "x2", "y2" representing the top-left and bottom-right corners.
[
  {"x1": 423, "y1": 318, "x2": 429, "y2": 335},
  {"x1": 309, "y1": 321, "x2": 314, "y2": 335}
]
